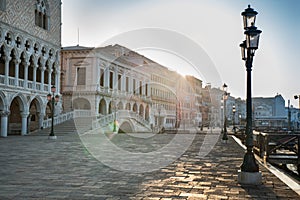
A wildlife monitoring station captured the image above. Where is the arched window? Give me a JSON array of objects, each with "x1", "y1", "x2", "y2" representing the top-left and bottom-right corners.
[{"x1": 35, "y1": 0, "x2": 49, "y2": 30}]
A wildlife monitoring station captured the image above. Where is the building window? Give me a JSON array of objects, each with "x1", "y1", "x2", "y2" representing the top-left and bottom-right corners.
[
  {"x1": 145, "y1": 83, "x2": 148, "y2": 96},
  {"x1": 109, "y1": 71, "x2": 113, "y2": 89},
  {"x1": 118, "y1": 74, "x2": 121, "y2": 90},
  {"x1": 100, "y1": 68, "x2": 104, "y2": 87},
  {"x1": 126, "y1": 77, "x2": 129, "y2": 92},
  {"x1": 0, "y1": 0, "x2": 6, "y2": 11},
  {"x1": 133, "y1": 79, "x2": 136, "y2": 94},
  {"x1": 139, "y1": 81, "x2": 142, "y2": 95},
  {"x1": 77, "y1": 67, "x2": 86, "y2": 85},
  {"x1": 35, "y1": 0, "x2": 49, "y2": 30}
]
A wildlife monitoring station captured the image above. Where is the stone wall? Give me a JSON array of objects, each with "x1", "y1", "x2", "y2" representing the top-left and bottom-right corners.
[{"x1": 0, "y1": 0, "x2": 61, "y2": 46}]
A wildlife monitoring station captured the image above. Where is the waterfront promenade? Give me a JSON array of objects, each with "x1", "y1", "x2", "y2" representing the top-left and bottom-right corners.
[{"x1": 0, "y1": 128, "x2": 299, "y2": 199}]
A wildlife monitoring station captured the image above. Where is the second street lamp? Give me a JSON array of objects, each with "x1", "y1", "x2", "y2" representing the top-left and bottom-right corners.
[
  {"x1": 222, "y1": 83, "x2": 229, "y2": 142},
  {"x1": 294, "y1": 95, "x2": 300, "y2": 110},
  {"x1": 232, "y1": 105, "x2": 236, "y2": 133},
  {"x1": 238, "y1": 5, "x2": 262, "y2": 185},
  {"x1": 47, "y1": 85, "x2": 59, "y2": 140}
]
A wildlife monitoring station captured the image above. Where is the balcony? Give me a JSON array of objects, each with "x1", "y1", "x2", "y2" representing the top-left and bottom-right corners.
[{"x1": 0, "y1": 75, "x2": 50, "y2": 93}]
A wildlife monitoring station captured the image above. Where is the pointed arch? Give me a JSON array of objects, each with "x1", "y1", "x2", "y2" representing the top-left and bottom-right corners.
[
  {"x1": 8, "y1": 95, "x2": 27, "y2": 135},
  {"x1": 126, "y1": 102, "x2": 131, "y2": 111},
  {"x1": 73, "y1": 98, "x2": 91, "y2": 110},
  {"x1": 139, "y1": 104, "x2": 144, "y2": 117},
  {"x1": 133, "y1": 103, "x2": 137, "y2": 113},
  {"x1": 98, "y1": 98, "x2": 107, "y2": 115},
  {"x1": 29, "y1": 97, "x2": 43, "y2": 132},
  {"x1": 0, "y1": 91, "x2": 8, "y2": 111},
  {"x1": 145, "y1": 104, "x2": 150, "y2": 121},
  {"x1": 0, "y1": 44, "x2": 5, "y2": 75},
  {"x1": 118, "y1": 101, "x2": 124, "y2": 110}
]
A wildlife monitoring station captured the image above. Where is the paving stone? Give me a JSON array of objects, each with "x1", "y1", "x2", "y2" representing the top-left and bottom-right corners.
[{"x1": 0, "y1": 129, "x2": 299, "y2": 199}]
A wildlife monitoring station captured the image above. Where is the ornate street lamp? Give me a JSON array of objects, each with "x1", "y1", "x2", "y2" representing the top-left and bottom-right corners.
[
  {"x1": 232, "y1": 105, "x2": 236, "y2": 133},
  {"x1": 222, "y1": 83, "x2": 229, "y2": 142},
  {"x1": 294, "y1": 95, "x2": 300, "y2": 110},
  {"x1": 47, "y1": 85, "x2": 59, "y2": 139},
  {"x1": 238, "y1": 5, "x2": 262, "y2": 185}
]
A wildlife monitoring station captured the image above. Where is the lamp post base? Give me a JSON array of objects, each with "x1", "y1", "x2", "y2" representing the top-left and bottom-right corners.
[
  {"x1": 237, "y1": 170, "x2": 262, "y2": 185},
  {"x1": 48, "y1": 135, "x2": 57, "y2": 140},
  {"x1": 221, "y1": 139, "x2": 228, "y2": 144}
]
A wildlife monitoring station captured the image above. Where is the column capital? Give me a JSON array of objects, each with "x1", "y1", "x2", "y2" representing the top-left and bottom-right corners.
[
  {"x1": 0, "y1": 110, "x2": 10, "y2": 117},
  {"x1": 3, "y1": 55, "x2": 11, "y2": 62},
  {"x1": 21, "y1": 112, "x2": 29, "y2": 118}
]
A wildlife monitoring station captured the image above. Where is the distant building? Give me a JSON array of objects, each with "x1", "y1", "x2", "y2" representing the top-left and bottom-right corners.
[
  {"x1": 185, "y1": 75, "x2": 203, "y2": 127},
  {"x1": 253, "y1": 94, "x2": 286, "y2": 130},
  {"x1": 285, "y1": 105, "x2": 300, "y2": 131},
  {"x1": 60, "y1": 44, "x2": 152, "y2": 132},
  {"x1": 0, "y1": 0, "x2": 62, "y2": 137}
]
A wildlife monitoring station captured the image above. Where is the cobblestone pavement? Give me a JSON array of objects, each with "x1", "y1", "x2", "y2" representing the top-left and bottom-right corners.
[{"x1": 0, "y1": 129, "x2": 299, "y2": 199}]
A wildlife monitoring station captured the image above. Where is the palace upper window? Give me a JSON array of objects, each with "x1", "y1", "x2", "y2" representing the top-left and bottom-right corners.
[
  {"x1": 0, "y1": 0, "x2": 6, "y2": 11},
  {"x1": 35, "y1": 0, "x2": 49, "y2": 30}
]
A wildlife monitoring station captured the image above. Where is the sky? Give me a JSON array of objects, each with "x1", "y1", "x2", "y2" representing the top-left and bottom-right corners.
[{"x1": 61, "y1": 0, "x2": 300, "y2": 108}]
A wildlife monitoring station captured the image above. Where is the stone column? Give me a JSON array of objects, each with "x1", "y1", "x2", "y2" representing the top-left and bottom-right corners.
[
  {"x1": 129, "y1": 75, "x2": 133, "y2": 94},
  {"x1": 142, "y1": 80, "x2": 146, "y2": 97},
  {"x1": 113, "y1": 66, "x2": 118, "y2": 91},
  {"x1": 0, "y1": 111, "x2": 9, "y2": 137},
  {"x1": 104, "y1": 66, "x2": 109, "y2": 91},
  {"x1": 24, "y1": 61, "x2": 29, "y2": 89},
  {"x1": 4, "y1": 55, "x2": 11, "y2": 86},
  {"x1": 96, "y1": 62, "x2": 100, "y2": 91},
  {"x1": 14, "y1": 59, "x2": 20, "y2": 86},
  {"x1": 41, "y1": 67, "x2": 45, "y2": 91},
  {"x1": 38, "y1": 112, "x2": 45, "y2": 129},
  {"x1": 48, "y1": 69, "x2": 52, "y2": 93},
  {"x1": 121, "y1": 73, "x2": 125, "y2": 93},
  {"x1": 21, "y1": 112, "x2": 29, "y2": 135},
  {"x1": 56, "y1": 69, "x2": 60, "y2": 93},
  {"x1": 33, "y1": 64, "x2": 37, "y2": 90}
]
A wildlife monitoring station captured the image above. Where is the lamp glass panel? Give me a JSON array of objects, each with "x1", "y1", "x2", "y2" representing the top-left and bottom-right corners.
[
  {"x1": 246, "y1": 34, "x2": 260, "y2": 49},
  {"x1": 240, "y1": 45, "x2": 246, "y2": 60},
  {"x1": 243, "y1": 15, "x2": 256, "y2": 29},
  {"x1": 51, "y1": 86, "x2": 56, "y2": 93}
]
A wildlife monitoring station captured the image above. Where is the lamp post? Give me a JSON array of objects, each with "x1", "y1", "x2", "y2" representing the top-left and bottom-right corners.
[
  {"x1": 112, "y1": 100, "x2": 117, "y2": 133},
  {"x1": 232, "y1": 105, "x2": 236, "y2": 133},
  {"x1": 47, "y1": 86, "x2": 59, "y2": 139},
  {"x1": 157, "y1": 104, "x2": 161, "y2": 131},
  {"x1": 287, "y1": 100, "x2": 291, "y2": 132},
  {"x1": 238, "y1": 5, "x2": 262, "y2": 185},
  {"x1": 222, "y1": 83, "x2": 229, "y2": 142}
]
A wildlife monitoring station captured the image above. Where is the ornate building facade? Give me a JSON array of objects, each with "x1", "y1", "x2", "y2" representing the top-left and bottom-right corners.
[
  {"x1": 61, "y1": 45, "x2": 152, "y2": 133},
  {"x1": 0, "y1": 0, "x2": 61, "y2": 137}
]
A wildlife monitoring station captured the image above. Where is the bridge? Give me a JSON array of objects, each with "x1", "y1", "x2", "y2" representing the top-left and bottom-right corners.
[{"x1": 42, "y1": 109, "x2": 152, "y2": 134}]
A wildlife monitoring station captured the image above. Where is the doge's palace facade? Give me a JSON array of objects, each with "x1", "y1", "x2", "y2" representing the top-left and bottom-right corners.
[{"x1": 0, "y1": 0, "x2": 61, "y2": 137}]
